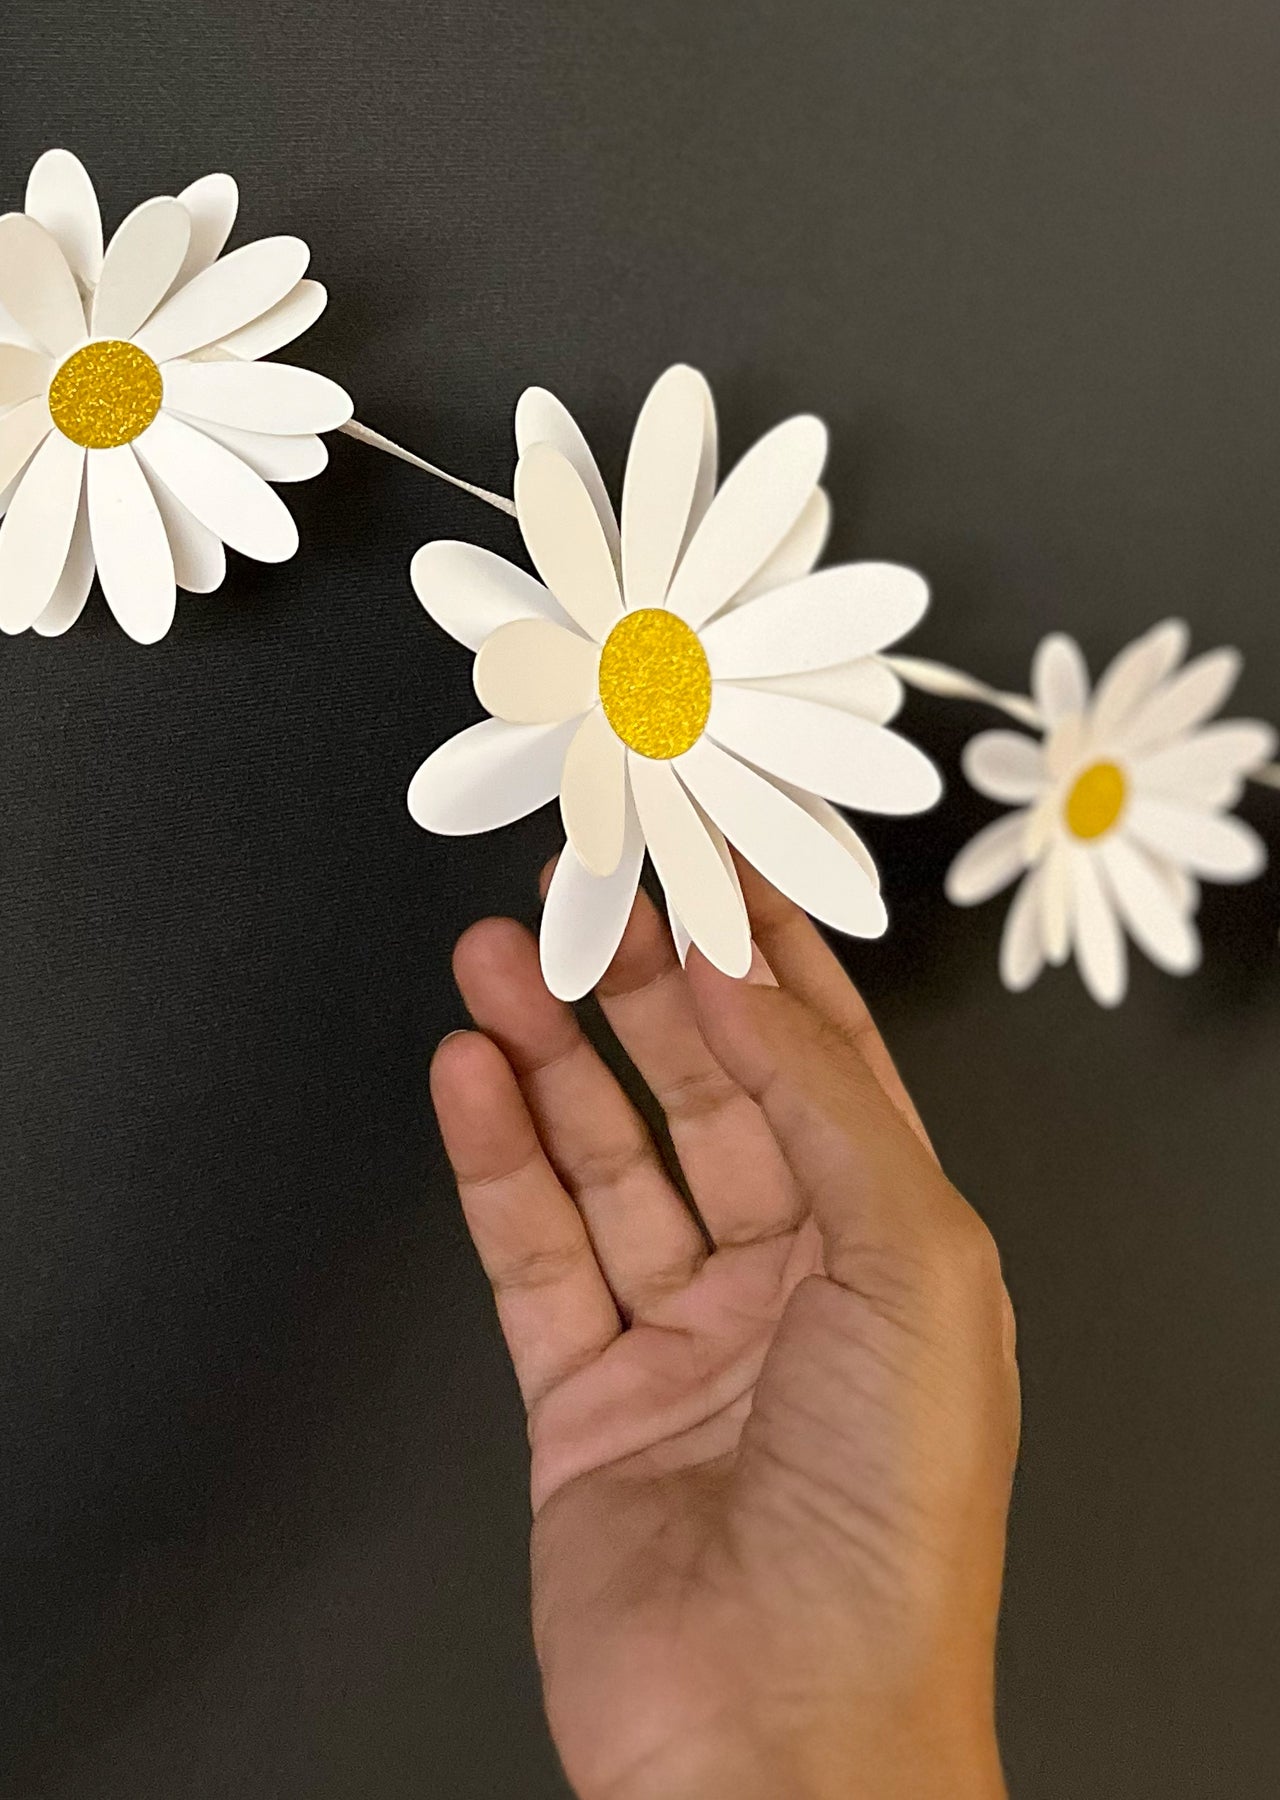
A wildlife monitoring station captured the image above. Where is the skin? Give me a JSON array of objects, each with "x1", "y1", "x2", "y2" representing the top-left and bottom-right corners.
[{"x1": 430, "y1": 861, "x2": 1019, "y2": 1800}]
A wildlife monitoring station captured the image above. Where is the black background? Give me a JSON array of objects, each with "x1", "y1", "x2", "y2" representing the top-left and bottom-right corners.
[{"x1": 3, "y1": 3, "x2": 1279, "y2": 1795}]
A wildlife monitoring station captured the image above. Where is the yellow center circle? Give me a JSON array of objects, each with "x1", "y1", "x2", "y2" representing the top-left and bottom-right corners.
[
  {"x1": 598, "y1": 607, "x2": 712, "y2": 760},
  {"x1": 48, "y1": 339, "x2": 164, "y2": 449},
  {"x1": 1064, "y1": 761, "x2": 1128, "y2": 840}
]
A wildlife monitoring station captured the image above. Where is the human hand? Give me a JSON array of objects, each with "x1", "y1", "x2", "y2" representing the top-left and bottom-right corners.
[{"x1": 430, "y1": 863, "x2": 1019, "y2": 1800}]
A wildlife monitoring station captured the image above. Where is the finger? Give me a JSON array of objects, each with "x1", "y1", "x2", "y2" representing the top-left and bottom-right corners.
[
  {"x1": 733, "y1": 856, "x2": 935, "y2": 1156},
  {"x1": 430, "y1": 1029, "x2": 620, "y2": 1408},
  {"x1": 453, "y1": 918, "x2": 706, "y2": 1315},
  {"x1": 540, "y1": 861, "x2": 801, "y2": 1247}
]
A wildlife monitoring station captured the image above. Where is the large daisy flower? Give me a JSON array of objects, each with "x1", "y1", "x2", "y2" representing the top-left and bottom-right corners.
[
  {"x1": 0, "y1": 149, "x2": 351, "y2": 643},
  {"x1": 945, "y1": 622, "x2": 1275, "y2": 1005},
  {"x1": 407, "y1": 364, "x2": 941, "y2": 1000}
]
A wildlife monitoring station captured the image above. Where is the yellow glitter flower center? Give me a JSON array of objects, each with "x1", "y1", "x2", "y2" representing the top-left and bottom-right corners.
[
  {"x1": 48, "y1": 339, "x2": 164, "y2": 450},
  {"x1": 598, "y1": 607, "x2": 712, "y2": 759},
  {"x1": 1064, "y1": 761, "x2": 1127, "y2": 840}
]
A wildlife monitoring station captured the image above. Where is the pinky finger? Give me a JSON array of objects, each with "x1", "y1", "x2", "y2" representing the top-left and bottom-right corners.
[{"x1": 430, "y1": 1030, "x2": 621, "y2": 1408}]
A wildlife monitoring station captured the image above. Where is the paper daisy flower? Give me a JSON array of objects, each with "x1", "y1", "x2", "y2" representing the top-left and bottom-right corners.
[
  {"x1": 0, "y1": 148, "x2": 351, "y2": 644},
  {"x1": 407, "y1": 363, "x2": 941, "y2": 999},
  {"x1": 945, "y1": 622, "x2": 1275, "y2": 1006}
]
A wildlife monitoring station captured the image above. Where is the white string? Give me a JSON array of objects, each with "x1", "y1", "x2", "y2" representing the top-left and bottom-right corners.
[
  {"x1": 339, "y1": 419, "x2": 517, "y2": 518},
  {"x1": 883, "y1": 654, "x2": 1043, "y2": 729},
  {"x1": 1250, "y1": 763, "x2": 1280, "y2": 790}
]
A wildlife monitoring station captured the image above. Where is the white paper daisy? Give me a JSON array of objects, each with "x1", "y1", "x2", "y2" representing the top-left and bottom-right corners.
[
  {"x1": 407, "y1": 363, "x2": 941, "y2": 1000},
  {"x1": 944, "y1": 622, "x2": 1276, "y2": 1006},
  {"x1": 0, "y1": 149, "x2": 351, "y2": 644}
]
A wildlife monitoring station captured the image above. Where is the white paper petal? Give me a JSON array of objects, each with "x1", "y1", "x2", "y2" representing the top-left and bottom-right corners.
[
  {"x1": 667, "y1": 899, "x2": 693, "y2": 967},
  {"x1": 514, "y1": 441, "x2": 623, "y2": 639},
  {"x1": 945, "y1": 811, "x2": 1034, "y2": 906},
  {"x1": 31, "y1": 479, "x2": 94, "y2": 635},
  {"x1": 473, "y1": 617, "x2": 599, "y2": 725},
  {"x1": 701, "y1": 562, "x2": 928, "y2": 683},
  {"x1": 217, "y1": 279, "x2": 327, "y2": 360},
  {"x1": 1120, "y1": 648, "x2": 1243, "y2": 754},
  {"x1": 621, "y1": 364, "x2": 710, "y2": 611},
  {"x1": 1157, "y1": 860, "x2": 1200, "y2": 915},
  {"x1": 728, "y1": 487, "x2": 830, "y2": 610},
  {"x1": 1069, "y1": 848, "x2": 1127, "y2": 1007},
  {"x1": 961, "y1": 729, "x2": 1047, "y2": 804},
  {"x1": 0, "y1": 213, "x2": 87, "y2": 356},
  {"x1": 1041, "y1": 841, "x2": 1073, "y2": 965},
  {"x1": 159, "y1": 359, "x2": 351, "y2": 435},
  {"x1": 1100, "y1": 836, "x2": 1201, "y2": 974},
  {"x1": 736, "y1": 656, "x2": 904, "y2": 725},
  {"x1": 540, "y1": 801, "x2": 646, "y2": 1002},
  {"x1": 184, "y1": 418, "x2": 327, "y2": 483},
  {"x1": 665, "y1": 415, "x2": 828, "y2": 629},
  {"x1": 1124, "y1": 795, "x2": 1266, "y2": 882},
  {"x1": 133, "y1": 412, "x2": 298, "y2": 563},
  {"x1": 91, "y1": 198, "x2": 191, "y2": 342},
  {"x1": 514, "y1": 386, "x2": 620, "y2": 567},
  {"x1": 677, "y1": 738, "x2": 887, "y2": 937},
  {"x1": 25, "y1": 149, "x2": 103, "y2": 288},
  {"x1": 0, "y1": 396, "x2": 54, "y2": 494},
  {"x1": 0, "y1": 343, "x2": 50, "y2": 409},
  {"x1": 999, "y1": 866, "x2": 1047, "y2": 993},
  {"x1": 173, "y1": 173, "x2": 239, "y2": 285},
  {"x1": 1133, "y1": 721, "x2": 1277, "y2": 803},
  {"x1": 682, "y1": 375, "x2": 718, "y2": 553},
  {"x1": 1032, "y1": 633, "x2": 1090, "y2": 725},
  {"x1": 142, "y1": 461, "x2": 226, "y2": 593},
  {"x1": 408, "y1": 717, "x2": 577, "y2": 835},
  {"x1": 627, "y1": 753, "x2": 751, "y2": 976},
  {"x1": 559, "y1": 707, "x2": 629, "y2": 877},
  {"x1": 1044, "y1": 712, "x2": 1088, "y2": 781},
  {"x1": 410, "y1": 540, "x2": 573, "y2": 651},
  {"x1": 706, "y1": 683, "x2": 942, "y2": 815},
  {"x1": 0, "y1": 429, "x2": 84, "y2": 633},
  {"x1": 763, "y1": 779, "x2": 881, "y2": 890},
  {"x1": 86, "y1": 445, "x2": 176, "y2": 643},
  {"x1": 137, "y1": 237, "x2": 310, "y2": 364},
  {"x1": 1088, "y1": 618, "x2": 1189, "y2": 744}
]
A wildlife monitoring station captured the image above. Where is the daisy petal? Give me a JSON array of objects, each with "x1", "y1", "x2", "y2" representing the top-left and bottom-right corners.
[
  {"x1": 1088, "y1": 618, "x2": 1189, "y2": 743},
  {"x1": 173, "y1": 173, "x2": 239, "y2": 285},
  {"x1": 702, "y1": 563, "x2": 928, "y2": 681},
  {"x1": 159, "y1": 359, "x2": 352, "y2": 435},
  {"x1": 706, "y1": 684, "x2": 942, "y2": 814},
  {"x1": 738, "y1": 656, "x2": 903, "y2": 724},
  {"x1": 87, "y1": 445, "x2": 176, "y2": 643},
  {"x1": 0, "y1": 396, "x2": 54, "y2": 493},
  {"x1": 683, "y1": 374, "x2": 718, "y2": 551},
  {"x1": 0, "y1": 343, "x2": 50, "y2": 409},
  {"x1": 763, "y1": 778, "x2": 881, "y2": 889},
  {"x1": 514, "y1": 442, "x2": 623, "y2": 638},
  {"x1": 961, "y1": 729, "x2": 1046, "y2": 803},
  {"x1": 473, "y1": 618, "x2": 599, "y2": 725},
  {"x1": 133, "y1": 412, "x2": 298, "y2": 562},
  {"x1": 540, "y1": 801, "x2": 646, "y2": 1002},
  {"x1": 999, "y1": 866, "x2": 1047, "y2": 993},
  {"x1": 1032, "y1": 633, "x2": 1090, "y2": 724},
  {"x1": 678, "y1": 738, "x2": 887, "y2": 937},
  {"x1": 25, "y1": 149, "x2": 103, "y2": 289},
  {"x1": 1133, "y1": 721, "x2": 1277, "y2": 805},
  {"x1": 407, "y1": 717, "x2": 579, "y2": 835},
  {"x1": 1100, "y1": 836, "x2": 1201, "y2": 974},
  {"x1": 31, "y1": 480, "x2": 94, "y2": 636},
  {"x1": 1121, "y1": 649, "x2": 1243, "y2": 754},
  {"x1": 945, "y1": 811, "x2": 1034, "y2": 906},
  {"x1": 184, "y1": 419, "x2": 328, "y2": 483},
  {"x1": 514, "y1": 386, "x2": 620, "y2": 566},
  {"x1": 1069, "y1": 849, "x2": 1127, "y2": 1007},
  {"x1": 667, "y1": 900, "x2": 693, "y2": 967},
  {"x1": 0, "y1": 430, "x2": 84, "y2": 633},
  {"x1": 0, "y1": 213, "x2": 87, "y2": 356},
  {"x1": 560, "y1": 707, "x2": 628, "y2": 876},
  {"x1": 1041, "y1": 841, "x2": 1072, "y2": 965},
  {"x1": 142, "y1": 462, "x2": 226, "y2": 593},
  {"x1": 1125, "y1": 795, "x2": 1266, "y2": 881},
  {"x1": 137, "y1": 237, "x2": 310, "y2": 364},
  {"x1": 666, "y1": 415, "x2": 827, "y2": 629},
  {"x1": 410, "y1": 540, "x2": 572, "y2": 650},
  {"x1": 217, "y1": 279, "x2": 327, "y2": 361},
  {"x1": 621, "y1": 364, "x2": 710, "y2": 611},
  {"x1": 627, "y1": 753, "x2": 751, "y2": 976},
  {"x1": 91, "y1": 199, "x2": 191, "y2": 341},
  {"x1": 728, "y1": 487, "x2": 830, "y2": 610}
]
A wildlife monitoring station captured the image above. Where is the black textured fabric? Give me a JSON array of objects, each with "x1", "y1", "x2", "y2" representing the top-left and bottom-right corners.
[{"x1": 2, "y1": 3, "x2": 1278, "y2": 1795}]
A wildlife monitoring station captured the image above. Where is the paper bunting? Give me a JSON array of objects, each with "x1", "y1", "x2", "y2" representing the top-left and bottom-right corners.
[
  {"x1": 407, "y1": 364, "x2": 941, "y2": 999},
  {"x1": 941, "y1": 623, "x2": 1276, "y2": 1006},
  {"x1": 0, "y1": 149, "x2": 351, "y2": 644}
]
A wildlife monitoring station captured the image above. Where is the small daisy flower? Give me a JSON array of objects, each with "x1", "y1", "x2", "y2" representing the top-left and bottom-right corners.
[
  {"x1": 945, "y1": 622, "x2": 1275, "y2": 1006},
  {"x1": 0, "y1": 149, "x2": 350, "y2": 644},
  {"x1": 408, "y1": 363, "x2": 941, "y2": 1000}
]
